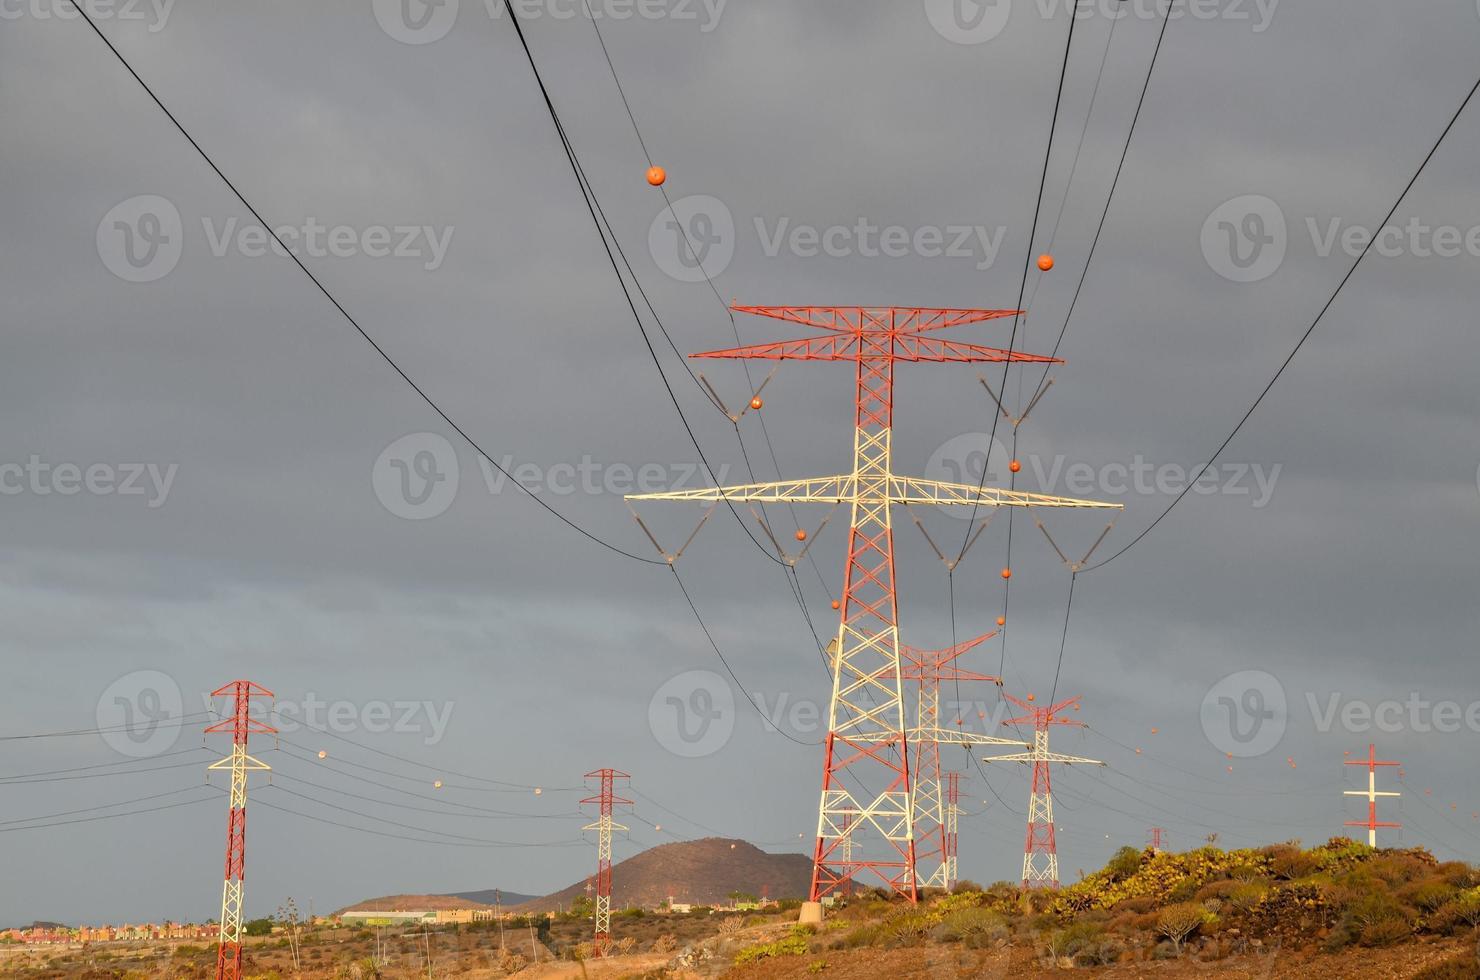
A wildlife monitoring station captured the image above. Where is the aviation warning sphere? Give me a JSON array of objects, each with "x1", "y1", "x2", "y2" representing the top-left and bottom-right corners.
[{"x1": 646, "y1": 166, "x2": 667, "y2": 186}]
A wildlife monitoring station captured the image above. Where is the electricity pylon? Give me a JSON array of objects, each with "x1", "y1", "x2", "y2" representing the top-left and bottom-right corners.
[
  {"x1": 899, "y1": 633, "x2": 1026, "y2": 888},
  {"x1": 629, "y1": 304, "x2": 1120, "y2": 902},
  {"x1": 983, "y1": 693, "x2": 1103, "y2": 889},
  {"x1": 943, "y1": 772, "x2": 963, "y2": 889},
  {"x1": 205, "y1": 681, "x2": 275, "y2": 980},
  {"x1": 1344, "y1": 744, "x2": 1400, "y2": 846},
  {"x1": 581, "y1": 768, "x2": 630, "y2": 956}
]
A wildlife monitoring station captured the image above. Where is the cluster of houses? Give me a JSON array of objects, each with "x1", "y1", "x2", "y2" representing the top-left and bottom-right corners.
[{"x1": 1, "y1": 922, "x2": 217, "y2": 946}]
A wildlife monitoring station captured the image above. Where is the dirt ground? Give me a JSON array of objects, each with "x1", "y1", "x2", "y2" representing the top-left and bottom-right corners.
[{"x1": 724, "y1": 934, "x2": 1478, "y2": 980}]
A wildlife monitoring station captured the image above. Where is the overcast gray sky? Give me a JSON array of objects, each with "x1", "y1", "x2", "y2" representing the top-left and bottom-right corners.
[{"x1": 2, "y1": 0, "x2": 1479, "y2": 926}]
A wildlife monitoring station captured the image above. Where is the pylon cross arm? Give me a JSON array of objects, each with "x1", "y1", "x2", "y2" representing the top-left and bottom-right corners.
[
  {"x1": 984, "y1": 752, "x2": 1105, "y2": 765},
  {"x1": 911, "y1": 727, "x2": 1028, "y2": 747},
  {"x1": 627, "y1": 474, "x2": 1121, "y2": 509}
]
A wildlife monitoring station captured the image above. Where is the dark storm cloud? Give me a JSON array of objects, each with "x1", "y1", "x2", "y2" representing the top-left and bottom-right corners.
[{"x1": 2, "y1": 0, "x2": 1478, "y2": 923}]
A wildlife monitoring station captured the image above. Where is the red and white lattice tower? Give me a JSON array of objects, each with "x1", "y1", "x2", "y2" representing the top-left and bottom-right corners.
[
  {"x1": 1344, "y1": 744, "x2": 1401, "y2": 846},
  {"x1": 581, "y1": 769, "x2": 630, "y2": 956},
  {"x1": 1147, "y1": 827, "x2": 1166, "y2": 853},
  {"x1": 983, "y1": 693, "x2": 1103, "y2": 889},
  {"x1": 943, "y1": 772, "x2": 964, "y2": 889},
  {"x1": 205, "y1": 681, "x2": 275, "y2": 980},
  {"x1": 900, "y1": 632, "x2": 1025, "y2": 888},
  {"x1": 629, "y1": 305, "x2": 1118, "y2": 901}
]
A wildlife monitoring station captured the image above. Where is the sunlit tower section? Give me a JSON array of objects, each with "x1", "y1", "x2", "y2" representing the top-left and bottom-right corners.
[
  {"x1": 943, "y1": 772, "x2": 964, "y2": 889},
  {"x1": 899, "y1": 632, "x2": 1026, "y2": 888},
  {"x1": 629, "y1": 304, "x2": 1121, "y2": 903},
  {"x1": 1344, "y1": 744, "x2": 1401, "y2": 847},
  {"x1": 205, "y1": 681, "x2": 275, "y2": 980},
  {"x1": 983, "y1": 694, "x2": 1103, "y2": 889},
  {"x1": 581, "y1": 768, "x2": 631, "y2": 957},
  {"x1": 1147, "y1": 827, "x2": 1167, "y2": 853}
]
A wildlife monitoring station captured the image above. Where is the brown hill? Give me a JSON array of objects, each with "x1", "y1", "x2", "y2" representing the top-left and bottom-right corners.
[
  {"x1": 335, "y1": 894, "x2": 494, "y2": 915},
  {"x1": 510, "y1": 838, "x2": 811, "y2": 912}
]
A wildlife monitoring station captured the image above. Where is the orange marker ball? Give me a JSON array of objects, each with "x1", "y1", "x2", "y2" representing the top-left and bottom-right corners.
[
  {"x1": 1037, "y1": 254, "x2": 1054, "y2": 272},
  {"x1": 831, "y1": 599, "x2": 841, "y2": 610},
  {"x1": 1135, "y1": 748, "x2": 1142, "y2": 755},
  {"x1": 794, "y1": 528, "x2": 807, "y2": 542},
  {"x1": 433, "y1": 780, "x2": 443, "y2": 789},
  {"x1": 1001, "y1": 567, "x2": 1012, "y2": 580},
  {"x1": 1009, "y1": 459, "x2": 1022, "y2": 473},
  {"x1": 646, "y1": 165, "x2": 667, "y2": 186},
  {"x1": 750, "y1": 397, "x2": 763, "y2": 410},
  {"x1": 317, "y1": 750, "x2": 327, "y2": 759},
  {"x1": 1026, "y1": 693, "x2": 1036, "y2": 702},
  {"x1": 996, "y1": 615, "x2": 1006, "y2": 626}
]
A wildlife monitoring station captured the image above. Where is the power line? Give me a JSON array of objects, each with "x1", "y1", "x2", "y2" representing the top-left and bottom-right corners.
[
  {"x1": 1028, "y1": 0, "x2": 1174, "y2": 403},
  {"x1": 1085, "y1": 68, "x2": 1480, "y2": 572},
  {"x1": 70, "y1": 7, "x2": 662, "y2": 566},
  {"x1": 0, "y1": 746, "x2": 209, "y2": 781},
  {"x1": 0, "y1": 711, "x2": 214, "y2": 742}
]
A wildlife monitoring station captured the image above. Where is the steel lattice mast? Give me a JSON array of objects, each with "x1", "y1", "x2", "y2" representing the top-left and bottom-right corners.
[
  {"x1": 899, "y1": 633, "x2": 1026, "y2": 888},
  {"x1": 205, "y1": 681, "x2": 275, "y2": 980},
  {"x1": 943, "y1": 772, "x2": 963, "y2": 889},
  {"x1": 629, "y1": 305, "x2": 1120, "y2": 902},
  {"x1": 983, "y1": 693, "x2": 1103, "y2": 889},
  {"x1": 581, "y1": 768, "x2": 630, "y2": 956},
  {"x1": 1344, "y1": 744, "x2": 1401, "y2": 846}
]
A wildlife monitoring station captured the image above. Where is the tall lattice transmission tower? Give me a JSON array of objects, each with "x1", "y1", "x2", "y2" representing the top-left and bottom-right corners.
[
  {"x1": 983, "y1": 693, "x2": 1103, "y2": 889},
  {"x1": 900, "y1": 633, "x2": 1025, "y2": 888},
  {"x1": 205, "y1": 680, "x2": 275, "y2": 980},
  {"x1": 582, "y1": 768, "x2": 630, "y2": 956},
  {"x1": 1344, "y1": 744, "x2": 1401, "y2": 846},
  {"x1": 629, "y1": 304, "x2": 1119, "y2": 903},
  {"x1": 943, "y1": 772, "x2": 964, "y2": 889}
]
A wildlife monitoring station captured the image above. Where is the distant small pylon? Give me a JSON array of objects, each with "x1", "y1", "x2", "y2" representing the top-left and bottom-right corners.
[
  {"x1": 1343, "y1": 744, "x2": 1400, "y2": 847},
  {"x1": 581, "y1": 769, "x2": 631, "y2": 957},
  {"x1": 1147, "y1": 827, "x2": 1166, "y2": 853},
  {"x1": 983, "y1": 694, "x2": 1103, "y2": 889}
]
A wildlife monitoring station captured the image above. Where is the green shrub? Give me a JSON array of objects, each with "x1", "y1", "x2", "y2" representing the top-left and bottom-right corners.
[
  {"x1": 1106, "y1": 846, "x2": 1143, "y2": 881},
  {"x1": 733, "y1": 933, "x2": 808, "y2": 964}
]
